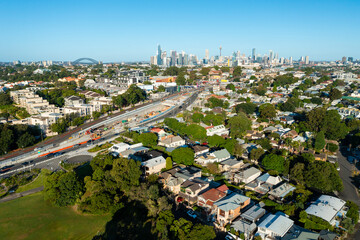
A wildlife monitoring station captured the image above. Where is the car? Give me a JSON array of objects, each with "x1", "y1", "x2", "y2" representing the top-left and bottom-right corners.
[
  {"x1": 54, "y1": 152, "x2": 63, "y2": 157},
  {"x1": 187, "y1": 210, "x2": 197, "y2": 219}
]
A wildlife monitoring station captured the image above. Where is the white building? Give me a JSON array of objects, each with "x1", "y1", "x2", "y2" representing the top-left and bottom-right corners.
[
  {"x1": 257, "y1": 212, "x2": 294, "y2": 239},
  {"x1": 305, "y1": 195, "x2": 346, "y2": 225}
]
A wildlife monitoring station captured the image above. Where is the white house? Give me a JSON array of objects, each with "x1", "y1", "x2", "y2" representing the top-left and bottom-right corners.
[
  {"x1": 257, "y1": 212, "x2": 294, "y2": 239},
  {"x1": 206, "y1": 125, "x2": 229, "y2": 137},
  {"x1": 142, "y1": 156, "x2": 166, "y2": 176},
  {"x1": 305, "y1": 195, "x2": 346, "y2": 225}
]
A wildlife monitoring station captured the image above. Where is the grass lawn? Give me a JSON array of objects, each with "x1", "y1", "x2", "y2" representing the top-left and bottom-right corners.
[
  {"x1": 15, "y1": 169, "x2": 50, "y2": 193},
  {"x1": 0, "y1": 192, "x2": 110, "y2": 240},
  {"x1": 88, "y1": 142, "x2": 113, "y2": 153}
]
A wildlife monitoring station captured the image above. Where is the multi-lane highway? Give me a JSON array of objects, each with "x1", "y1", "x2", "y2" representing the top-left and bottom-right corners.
[{"x1": 0, "y1": 89, "x2": 200, "y2": 178}]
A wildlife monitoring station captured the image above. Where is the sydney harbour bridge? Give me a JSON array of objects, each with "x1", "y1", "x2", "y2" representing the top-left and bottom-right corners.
[{"x1": 71, "y1": 58, "x2": 101, "y2": 65}]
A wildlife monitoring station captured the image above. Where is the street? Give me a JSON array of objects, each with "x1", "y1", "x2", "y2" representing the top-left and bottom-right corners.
[{"x1": 337, "y1": 146, "x2": 360, "y2": 206}]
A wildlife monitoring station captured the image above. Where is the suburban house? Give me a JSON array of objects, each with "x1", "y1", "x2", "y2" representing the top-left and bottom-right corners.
[
  {"x1": 305, "y1": 195, "x2": 346, "y2": 225},
  {"x1": 268, "y1": 182, "x2": 296, "y2": 200},
  {"x1": 245, "y1": 173, "x2": 282, "y2": 194},
  {"x1": 257, "y1": 212, "x2": 294, "y2": 239},
  {"x1": 64, "y1": 95, "x2": 84, "y2": 106},
  {"x1": 197, "y1": 185, "x2": 228, "y2": 216},
  {"x1": 241, "y1": 204, "x2": 266, "y2": 223},
  {"x1": 233, "y1": 167, "x2": 262, "y2": 184},
  {"x1": 206, "y1": 125, "x2": 229, "y2": 137},
  {"x1": 159, "y1": 135, "x2": 185, "y2": 148},
  {"x1": 192, "y1": 145, "x2": 209, "y2": 156},
  {"x1": 214, "y1": 193, "x2": 251, "y2": 227},
  {"x1": 219, "y1": 159, "x2": 244, "y2": 172},
  {"x1": 141, "y1": 156, "x2": 166, "y2": 176},
  {"x1": 179, "y1": 178, "x2": 209, "y2": 204},
  {"x1": 282, "y1": 225, "x2": 320, "y2": 240},
  {"x1": 160, "y1": 166, "x2": 201, "y2": 194},
  {"x1": 231, "y1": 219, "x2": 257, "y2": 239},
  {"x1": 150, "y1": 127, "x2": 167, "y2": 138},
  {"x1": 210, "y1": 149, "x2": 231, "y2": 162}
]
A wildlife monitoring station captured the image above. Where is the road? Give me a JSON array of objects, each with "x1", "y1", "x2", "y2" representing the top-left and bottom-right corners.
[
  {"x1": 0, "y1": 186, "x2": 44, "y2": 203},
  {"x1": 0, "y1": 90, "x2": 200, "y2": 178},
  {"x1": 337, "y1": 146, "x2": 360, "y2": 206},
  {"x1": 0, "y1": 90, "x2": 189, "y2": 164}
]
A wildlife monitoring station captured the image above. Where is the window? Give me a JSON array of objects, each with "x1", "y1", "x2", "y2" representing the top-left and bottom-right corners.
[{"x1": 219, "y1": 209, "x2": 225, "y2": 217}]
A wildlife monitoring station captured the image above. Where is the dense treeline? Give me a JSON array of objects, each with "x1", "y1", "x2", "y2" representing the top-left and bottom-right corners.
[
  {"x1": 112, "y1": 85, "x2": 147, "y2": 108},
  {"x1": 0, "y1": 124, "x2": 40, "y2": 155},
  {"x1": 43, "y1": 154, "x2": 215, "y2": 240},
  {"x1": 0, "y1": 65, "x2": 74, "y2": 82}
]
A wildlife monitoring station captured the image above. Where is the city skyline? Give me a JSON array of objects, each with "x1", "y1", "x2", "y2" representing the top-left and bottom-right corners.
[{"x1": 0, "y1": 0, "x2": 359, "y2": 62}]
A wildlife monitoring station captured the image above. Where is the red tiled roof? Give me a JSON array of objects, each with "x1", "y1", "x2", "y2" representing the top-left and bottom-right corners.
[
  {"x1": 200, "y1": 188, "x2": 226, "y2": 203},
  {"x1": 216, "y1": 184, "x2": 229, "y2": 193},
  {"x1": 151, "y1": 128, "x2": 164, "y2": 133}
]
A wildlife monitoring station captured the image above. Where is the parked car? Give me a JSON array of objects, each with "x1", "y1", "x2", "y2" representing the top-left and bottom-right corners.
[{"x1": 187, "y1": 210, "x2": 197, "y2": 219}]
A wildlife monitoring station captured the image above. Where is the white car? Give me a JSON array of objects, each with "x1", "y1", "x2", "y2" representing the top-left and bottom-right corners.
[{"x1": 187, "y1": 210, "x2": 197, "y2": 219}]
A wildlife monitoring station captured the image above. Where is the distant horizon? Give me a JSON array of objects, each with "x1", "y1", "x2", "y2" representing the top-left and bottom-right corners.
[{"x1": 0, "y1": 0, "x2": 359, "y2": 62}]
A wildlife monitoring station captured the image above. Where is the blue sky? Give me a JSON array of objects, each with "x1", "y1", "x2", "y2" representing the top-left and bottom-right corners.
[{"x1": 0, "y1": 0, "x2": 359, "y2": 62}]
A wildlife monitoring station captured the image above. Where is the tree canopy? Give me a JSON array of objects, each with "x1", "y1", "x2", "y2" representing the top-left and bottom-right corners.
[{"x1": 171, "y1": 147, "x2": 194, "y2": 165}]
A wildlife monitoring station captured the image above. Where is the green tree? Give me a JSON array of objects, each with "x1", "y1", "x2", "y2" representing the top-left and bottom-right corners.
[
  {"x1": 0, "y1": 93, "x2": 12, "y2": 105},
  {"x1": 137, "y1": 132, "x2": 157, "y2": 147},
  {"x1": 171, "y1": 147, "x2": 194, "y2": 165},
  {"x1": 200, "y1": 67, "x2": 210, "y2": 76},
  {"x1": 259, "y1": 103, "x2": 276, "y2": 119},
  {"x1": 314, "y1": 131, "x2": 326, "y2": 151},
  {"x1": 235, "y1": 103, "x2": 257, "y2": 114},
  {"x1": 44, "y1": 171, "x2": 84, "y2": 207},
  {"x1": 329, "y1": 88, "x2": 342, "y2": 101},
  {"x1": 166, "y1": 157, "x2": 173, "y2": 170},
  {"x1": 227, "y1": 113, "x2": 252, "y2": 138},
  {"x1": 191, "y1": 113, "x2": 204, "y2": 123},
  {"x1": 187, "y1": 224, "x2": 216, "y2": 240},
  {"x1": 176, "y1": 74, "x2": 187, "y2": 86},
  {"x1": 261, "y1": 153, "x2": 285, "y2": 173},
  {"x1": 226, "y1": 83, "x2": 236, "y2": 91},
  {"x1": 280, "y1": 101, "x2": 295, "y2": 112},
  {"x1": 250, "y1": 148, "x2": 265, "y2": 161},
  {"x1": 157, "y1": 85, "x2": 166, "y2": 92},
  {"x1": 233, "y1": 143, "x2": 244, "y2": 158},
  {"x1": 185, "y1": 124, "x2": 206, "y2": 141},
  {"x1": 207, "y1": 135, "x2": 226, "y2": 147},
  {"x1": 0, "y1": 127, "x2": 14, "y2": 154},
  {"x1": 16, "y1": 132, "x2": 36, "y2": 148},
  {"x1": 233, "y1": 66, "x2": 242, "y2": 77},
  {"x1": 110, "y1": 158, "x2": 142, "y2": 193}
]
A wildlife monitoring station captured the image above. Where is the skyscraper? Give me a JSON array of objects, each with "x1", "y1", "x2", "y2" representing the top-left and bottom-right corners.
[
  {"x1": 305, "y1": 56, "x2": 309, "y2": 64},
  {"x1": 170, "y1": 50, "x2": 177, "y2": 66},
  {"x1": 252, "y1": 48, "x2": 256, "y2": 61},
  {"x1": 269, "y1": 50, "x2": 274, "y2": 63},
  {"x1": 205, "y1": 49, "x2": 209, "y2": 60},
  {"x1": 289, "y1": 56, "x2": 293, "y2": 65},
  {"x1": 219, "y1": 46, "x2": 222, "y2": 56},
  {"x1": 157, "y1": 44, "x2": 162, "y2": 66}
]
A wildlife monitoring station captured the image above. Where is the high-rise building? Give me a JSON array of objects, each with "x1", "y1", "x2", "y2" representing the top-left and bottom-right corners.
[
  {"x1": 219, "y1": 46, "x2": 222, "y2": 56},
  {"x1": 170, "y1": 50, "x2": 177, "y2": 66},
  {"x1": 300, "y1": 56, "x2": 304, "y2": 62},
  {"x1": 269, "y1": 50, "x2": 274, "y2": 63},
  {"x1": 252, "y1": 48, "x2": 256, "y2": 61},
  {"x1": 348, "y1": 57, "x2": 354, "y2": 62},
  {"x1": 289, "y1": 56, "x2": 293, "y2": 65},
  {"x1": 150, "y1": 56, "x2": 157, "y2": 65},
  {"x1": 305, "y1": 56, "x2": 309, "y2": 64},
  {"x1": 157, "y1": 44, "x2": 162, "y2": 66},
  {"x1": 275, "y1": 53, "x2": 279, "y2": 60},
  {"x1": 342, "y1": 56, "x2": 347, "y2": 63},
  {"x1": 205, "y1": 49, "x2": 209, "y2": 60}
]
